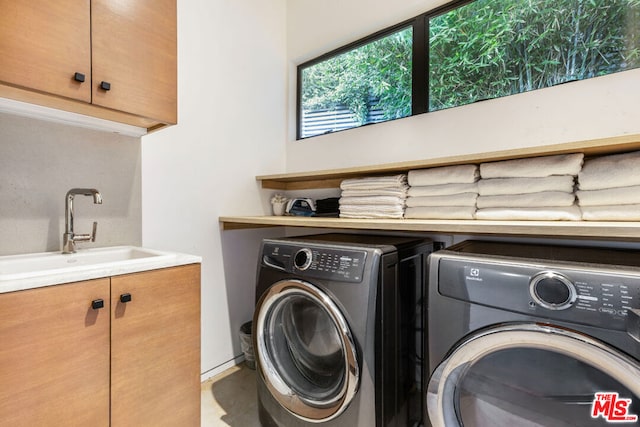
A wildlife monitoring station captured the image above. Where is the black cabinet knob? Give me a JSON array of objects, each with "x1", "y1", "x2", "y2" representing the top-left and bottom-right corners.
[
  {"x1": 91, "y1": 299, "x2": 104, "y2": 310},
  {"x1": 74, "y1": 72, "x2": 86, "y2": 83},
  {"x1": 120, "y1": 293, "x2": 132, "y2": 303},
  {"x1": 100, "y1": 81, "x2": 111, "y2": 91}
]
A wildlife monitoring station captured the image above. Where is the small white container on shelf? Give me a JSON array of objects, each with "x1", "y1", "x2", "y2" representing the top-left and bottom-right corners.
[{"x1": 271, "y1": 194, "x2": 288, "y2": 216}]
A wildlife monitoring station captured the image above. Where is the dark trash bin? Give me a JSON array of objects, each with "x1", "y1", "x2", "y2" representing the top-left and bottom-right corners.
[{"x1": 239, "y1": 321, "x2": 255, "y2": 369}]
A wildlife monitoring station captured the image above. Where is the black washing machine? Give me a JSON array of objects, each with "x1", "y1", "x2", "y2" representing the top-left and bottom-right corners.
[
  {"x1": 253, "y1": 233, "x2": 435, "y2": 427},
  {"x1": 426, "y1": 240, "x2": 640, "y2": 427}
]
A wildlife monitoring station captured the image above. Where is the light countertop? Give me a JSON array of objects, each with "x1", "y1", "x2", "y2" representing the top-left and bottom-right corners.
[{"x1": 0, "y1": 246, "x2": 202, "y2": 293}]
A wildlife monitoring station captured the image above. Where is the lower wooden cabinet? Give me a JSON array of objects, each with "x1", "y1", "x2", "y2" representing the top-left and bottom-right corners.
[
  {"x1": 0, "y1": 278, "x2": 111, "y2": 427},
  {"x1": 0, "y1": 264, "x2": 201, "y2": 427},
  {"x1": 111, "y1": 264, "x2": 201, "y2": 427}
]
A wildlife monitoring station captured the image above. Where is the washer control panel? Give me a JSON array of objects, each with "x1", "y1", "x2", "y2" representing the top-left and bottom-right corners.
[
  {"x1": 573, "y1": 278, "x2": 637, "y2": 318},
  {"x1": 262, "y1": 243, "x2": 367, "y2": 283},
  {"x1": 293, "y1": 248, "x2": 313, "y2": 271},
  {"x1": 529, "y1": 271, "x2": 577, "y2": 310}
]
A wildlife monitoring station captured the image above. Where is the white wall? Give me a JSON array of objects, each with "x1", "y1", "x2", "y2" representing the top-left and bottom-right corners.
[
  {"x1": 0, "y1": 113, "x2": 141, "y2": 256},
  {"x1": 141, "y1": 0, "x2": 287, "y2": 376},
  {"x1": 286, "y1": 0, "x2": 640, "y2": 172},
  {"x1": 141, "y1": 0, "x2": 640, "y2": 377}
]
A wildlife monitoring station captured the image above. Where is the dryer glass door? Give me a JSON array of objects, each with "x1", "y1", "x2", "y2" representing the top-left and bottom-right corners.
[
  {"x1": 427, "y1": 323, "x2": 640, "y2": 427},
  {"x1": 254, "y1": 279, "x2": 359, "y2": 422}
]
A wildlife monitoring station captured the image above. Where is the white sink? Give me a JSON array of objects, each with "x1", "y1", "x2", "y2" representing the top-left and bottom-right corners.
[{"x1": 0, "y1": 246, "x2": 201, "y2": 292}]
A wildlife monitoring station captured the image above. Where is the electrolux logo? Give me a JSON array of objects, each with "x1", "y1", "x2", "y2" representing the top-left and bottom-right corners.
[
  {"x1": 591, "y1": 392, "x2": 638, "y2": 423},
  {"x1": 466, "y1": 267, "x2": 483, "y2": 282}
]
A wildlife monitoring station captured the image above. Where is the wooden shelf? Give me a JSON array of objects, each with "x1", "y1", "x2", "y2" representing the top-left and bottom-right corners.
[
  {"x1": 219, "y1": 216, "x2": 640, "y2": 240},
  {"x1": 258, "y1": 134, "x2": 640, "y2": 190},
  {"x1": 220, "y1": 134, "x2": 640, "y2": 240}
]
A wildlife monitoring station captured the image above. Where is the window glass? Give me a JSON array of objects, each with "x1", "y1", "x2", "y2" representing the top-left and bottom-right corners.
[
  {"x1": 299, "y1": 26, "x2": 413, "y2": 138},
  {"x1": 429, "y1": 0, "x2": 640, "y2": 111},
  {"x1": 266, "y1": 293, "x2": 345, "y2": 401},
  {"x1": 297, "y1": 0, "x2": 640, "y2": 139}
]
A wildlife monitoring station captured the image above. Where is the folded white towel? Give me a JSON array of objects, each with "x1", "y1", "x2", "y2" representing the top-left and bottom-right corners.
[
  {"x1": 339, "y1": 196, "x2": 406, "y2": 206},
  {"x1": 340, "y1": 175, "x2": 407, "y2": 190},
  {"x1": 477, "y1": 176, "x2": 575, "y2": 196},
  {"x1": 580, "y1": 204, "x2": 640, "y2": 221},
  {"x1": 408, "y1": 164, "x2": 479, "y2": 186},
  {"x1": 404, "y1": 206, "x2": 476, "y2": 220},
  {"x1": 407, "y1": 193, "x2": 477, "y2": 207},
  {"x1": 475, "y1": 205, "x2": 582, "y2": 221},
  {"x1": 480, "y1": 153, "x2": 584, "y2": 178},
  {"x1": 578, "y1": 151, "x2": 640, "y2": 190},
  {"x1": 339, "y1": 204, "x2": 405, "y2": 219},
  {"x1": 341, "y1": 188, "x2": 407, "y2": 198},
  {"x1": 340, "y1": 212, "x2": 405, "y2": 219},
  {"x1": 408, "y1": 183, "x2": 478, "y2": 197},
  {"x1": 476, "y1": 191, "x2": 575, "y2": 209},
  {"x1": 576, "y1": 185, "x2": 640, "y2": 207}
]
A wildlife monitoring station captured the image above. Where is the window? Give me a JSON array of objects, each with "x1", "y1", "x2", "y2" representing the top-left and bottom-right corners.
[
  {"x1": 297, "y1": 0, "x2": 640, "y2": 139},
  {"x1": 429, "y1": 0, "x2": 640, "y2": 111},
  {"x1": 298, "y1": 26, "x2": 413, "y2": 139}
]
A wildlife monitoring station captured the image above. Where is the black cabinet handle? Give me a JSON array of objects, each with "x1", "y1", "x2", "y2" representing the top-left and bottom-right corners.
[
  {"x1": 74, "y1": 72, "x2": 86, "y2": 83},
  {"x1": 91, "y1": 299, "x2": 104, "y2": 310},
  {"x1": 100, "y1": 81, "x2": 111, "y2": 91},
  {"x1": 120, "y1": 293, "x2": 132, "y2": 303}
]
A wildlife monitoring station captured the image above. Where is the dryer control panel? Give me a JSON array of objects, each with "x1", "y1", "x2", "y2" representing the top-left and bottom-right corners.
[
  {"x1": 438, "y1": 258, "x2": 640, "y2": 331},
  {"x1": 262, "y1": 243, "x2": 367, "y2": 283}
]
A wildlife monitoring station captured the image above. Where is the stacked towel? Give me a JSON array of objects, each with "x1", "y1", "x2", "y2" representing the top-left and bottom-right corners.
[
  {"x1": 405, "y1": 165, "x2": 479, "y2": 219},
  {"x1": 577, "y1": 151, "x2": 640, "y2": 221},
  {"x1": 475, "y1": 153, "x2": 583, "y2": 220},
  {"x1": 475, "y1": 206, "x2": 582, "y2": 221},
  {"x1": 339, "y1": 175, "x2": 408, "y2": 219},
  {"x1": 408, "y1": 164, "x2": 479, "y2": 186},
  {"x1": 479, "y1": 153, "x2": 584, "y2": 178}
]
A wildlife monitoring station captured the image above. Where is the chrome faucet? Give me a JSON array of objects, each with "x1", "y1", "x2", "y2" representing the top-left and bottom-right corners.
[{"x1": 62, "y1": 188, "x2": 103, "y2": 254}]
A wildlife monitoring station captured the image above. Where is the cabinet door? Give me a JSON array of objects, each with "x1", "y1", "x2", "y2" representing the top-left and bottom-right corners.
[
  {"x1": 91, "y1": 0, "x2": 177, "y2": 124},
  {"x1": 0, "y1": 1, "x2": 91, "y2": 102},
  {"x1": 0, "y1": 279, "x2": 110, "y2": 427},
  {"x1": 111, "y1": 264, "x2": 200, "y2": 427}
]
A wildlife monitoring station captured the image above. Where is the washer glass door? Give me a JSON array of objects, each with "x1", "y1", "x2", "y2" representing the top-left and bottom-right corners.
[
  {"x1": 254, "y1": 279, "x2": 359, "y2": 422},
  {"x1": 427, "y1": 323, "x2": 640, "y2": 427}
]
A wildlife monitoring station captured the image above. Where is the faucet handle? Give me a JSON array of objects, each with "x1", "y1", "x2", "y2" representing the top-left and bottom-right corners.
[{"x1": 91, "y1": 221, "x2": 98, "y2": 242}]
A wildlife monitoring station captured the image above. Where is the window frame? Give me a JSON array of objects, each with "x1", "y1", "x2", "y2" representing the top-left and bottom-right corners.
[
  {"x1": 296, "y1": 0, "x2": 638, "y2": 140},
  {"x1": 296, "y1": 18, "x2": 421, "y2": 140}
]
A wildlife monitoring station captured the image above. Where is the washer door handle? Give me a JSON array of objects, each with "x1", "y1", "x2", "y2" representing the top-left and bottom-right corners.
[{"x1": 262, "y1": 255, "x2": 287, "y2": 272}]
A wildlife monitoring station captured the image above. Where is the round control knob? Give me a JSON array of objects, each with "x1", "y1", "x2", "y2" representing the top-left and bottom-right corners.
[
  {"x1": 293, "y1": 248, "x2": 313, "y2": 271},
  {"x1": 529, "y1": 271, "x2": 576, "y2": 310}
]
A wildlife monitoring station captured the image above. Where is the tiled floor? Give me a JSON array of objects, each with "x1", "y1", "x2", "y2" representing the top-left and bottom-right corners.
[{"x1": 201, "y1": 363, "x2": 261, "y2": 426}]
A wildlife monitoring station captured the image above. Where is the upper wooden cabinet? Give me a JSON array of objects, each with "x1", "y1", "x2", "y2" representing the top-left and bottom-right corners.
[
  {"x1": 0, "y1": 1, "x2": 92, "y2": 103},
  {"x1": 92, "y1": 0, "x2": 177, "y2": 124},
  {"x1": 0, "y1": 0, "x2": 177, "y2": 132}
]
